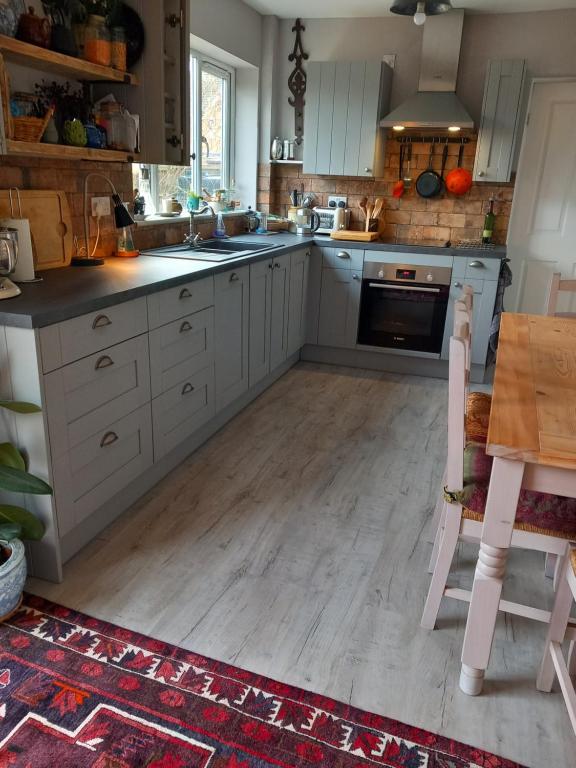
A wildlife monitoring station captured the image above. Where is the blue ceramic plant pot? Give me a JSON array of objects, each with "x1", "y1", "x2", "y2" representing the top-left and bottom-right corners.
[{"x1": 0, "y1": 539, "x2": 26, "y2": 619}]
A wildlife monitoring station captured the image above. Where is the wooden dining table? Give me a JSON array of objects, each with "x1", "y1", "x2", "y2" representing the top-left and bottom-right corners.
[{"x1": 459, "y1": 311, "x2": 576, "y2": 695}]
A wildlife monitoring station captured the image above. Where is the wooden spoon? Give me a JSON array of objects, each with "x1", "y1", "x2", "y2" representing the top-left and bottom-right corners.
[
  {"x1": 372, "y1": 197, "x2": 384, "y2": 220},
  {"x1": 358, "y1": 197, "x2": 368, "y2": 219},
  {"x1": 365, "y1": 202, "x2": 374, "y2": 231}
]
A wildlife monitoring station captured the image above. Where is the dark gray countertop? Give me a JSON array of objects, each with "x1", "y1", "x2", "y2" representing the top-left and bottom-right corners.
[{"x1": 0, "y1": 233, "x2": 507, "y2": 329}]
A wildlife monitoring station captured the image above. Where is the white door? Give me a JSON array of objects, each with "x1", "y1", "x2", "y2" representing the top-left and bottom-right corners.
[{"x1": 507, "y1": 79, "x2": 576, "y2": 314}]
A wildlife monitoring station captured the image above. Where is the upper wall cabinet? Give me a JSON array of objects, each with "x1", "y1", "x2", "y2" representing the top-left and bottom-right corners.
[
  {"x1": 304, "y1": 61, "x2": 392, "y2": 177},
  {"x1": 473, "y1": 59, "x2": 526, "y2": 184},
  {"x1": 98, "y1": 0, "x2": 190, "y2": 165}
]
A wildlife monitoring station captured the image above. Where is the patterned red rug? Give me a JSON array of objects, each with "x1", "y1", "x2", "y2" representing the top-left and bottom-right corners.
[{"x1": 0, "y1": 595, "x2": 525, "y2": 768}]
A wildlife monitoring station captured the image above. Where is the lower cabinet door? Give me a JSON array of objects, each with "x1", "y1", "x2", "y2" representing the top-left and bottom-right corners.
[
  {"x1": 152, "y1": 365, "x2": 215, "y2": 461},
  {"x1": 215, "y1": 266, "x2": 249, "y2": 411},
  {"x1": 249, "y1": 259, "x2": 273, "y2": 387},
  {"x1": 53, "y1": 404, "x2": 153, "y2": 537},
  {"x1": 287, "y1": 248, "x2": 310, "y2": 357},
  {"x1": 318, "y1": 267, "x2": 362, "y2": 348},
  {"x1": 270, "y1": 252, "x2": 291, "y2": 370}
]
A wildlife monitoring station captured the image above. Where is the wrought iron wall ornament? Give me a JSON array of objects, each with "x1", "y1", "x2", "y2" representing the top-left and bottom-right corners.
[{"x1": 288, "y1": 18, "x2": 308, "y2": 146}]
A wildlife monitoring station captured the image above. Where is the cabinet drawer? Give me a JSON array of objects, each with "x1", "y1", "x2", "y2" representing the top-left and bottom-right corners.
[
  {"x1": 53, "y1": 404, "x2": 153, "y2": 537},
  {"x1": 44, "y1": 335, "x2": 151, "y2": 458},
  {"x1": 39, "y1": 297, "x2": 148, "y2": 371},
  {"x1": 454, "y1": 256, "x2": 501, "y2": 282},
  {"x1": 152, "y1": 365, "x2": 215, "y2": 460},
  {"x1": 147, "y1": 277, "x2": 214, "y2": 329},
  {"x1": 322, "y1": 247, "x2": 364, "y2": 271},
  {"x1": 149, "y1": 307, "x2": 214, "y2": 398}
]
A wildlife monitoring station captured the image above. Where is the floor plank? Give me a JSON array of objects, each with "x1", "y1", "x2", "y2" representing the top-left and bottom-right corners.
[{"x1": 28, "y1": 362, "x2": 575, "y2": 768}]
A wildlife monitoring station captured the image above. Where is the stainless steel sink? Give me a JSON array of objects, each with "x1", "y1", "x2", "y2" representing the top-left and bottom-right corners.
[{"x1": 144, "y1": 239, "x2": 277, "y2": 262}]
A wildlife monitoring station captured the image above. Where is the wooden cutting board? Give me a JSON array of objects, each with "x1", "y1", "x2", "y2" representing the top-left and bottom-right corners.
[
  {"x1": 330, "y1": 230, "x2": 379, "y2": 242},
  {"x1": 0, "y1": 190, "x2": 73, "y2": 269}
]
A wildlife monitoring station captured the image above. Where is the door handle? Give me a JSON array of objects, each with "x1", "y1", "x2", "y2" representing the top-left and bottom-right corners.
[
  {"x1": 179, "y1": 321, "x2": 193, "y2": 333},
  {"x1": 337, "y1": 251, "x2": 350, "y2": 260},
  {"x1": 95, "y1": 355, "x2": 114, "y2": 370},
  {"x1": 181, "y1": 382, "x2": 195, "y2": 395},
  {"x1": 179, "y1": 288, "x2": 192, "y2": 299},
  {"x1": 368, "y1": 283, "x2": 441, "y2": 294},
  {"x1": 274, "y1": 262, "x2": 281, "y2": 269},
  {"x1": 100, "y1": 431, "x2": 119, "y2": 448},
  {"x1": 92, "y1": 314, "x2": 112, "y2": 329},
  {"x1": 230, "y1": 272, "x2": 239, "y2": 282},
  {"x1": 468, "y1": 261, "x2": 484, "y2": 268},
  {"x1": 352, "y1": 274, "x2": 361, "y2": 281}
]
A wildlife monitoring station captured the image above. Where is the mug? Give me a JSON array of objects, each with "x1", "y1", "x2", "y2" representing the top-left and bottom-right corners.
[{"x1": 162, "y1": 197, "x2": 182, "y2": 214}]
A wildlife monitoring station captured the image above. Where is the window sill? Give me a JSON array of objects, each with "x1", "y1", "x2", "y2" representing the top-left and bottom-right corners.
[{"x1": 134, "y1": 210, "x2": 248, "y2": 228}]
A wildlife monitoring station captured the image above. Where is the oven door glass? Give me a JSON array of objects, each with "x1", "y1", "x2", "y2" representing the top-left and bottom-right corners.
[{"x1": 357, "y1": 281, "x2": 450, "y2": 354}]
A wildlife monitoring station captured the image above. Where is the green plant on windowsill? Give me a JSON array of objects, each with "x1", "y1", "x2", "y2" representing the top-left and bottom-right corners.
[{"x1": 0, "y1": 399, "x2": 52, "y2": 621}]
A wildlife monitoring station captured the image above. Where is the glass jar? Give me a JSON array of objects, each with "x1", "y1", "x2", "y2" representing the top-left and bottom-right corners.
[
  {"x1": 111, "y1": 27, "x2": 127, "y2": 71},
  {"x1": 84, "y1": 15, "x2": 111, "y2": 67},
  {"x1": 99, "y1": 101, "x2": 129, "y2": 150}
]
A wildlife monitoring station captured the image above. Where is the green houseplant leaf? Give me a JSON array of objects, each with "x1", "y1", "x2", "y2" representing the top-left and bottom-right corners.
[
  {"x1": 0, "y1": 401, "x2": 42, "y2": 414},
  {"x1": 0, "y1": 505, "x2": 44, "y2": 541},
  {"x1": 0, "y1": 443, "x2": 25, "y2": 470},
  {"x1": 0, "y1": 465, "x2": 52, "y2": 495},
  {"x1": 0, "y1": 521, "x2": 22, "y2": 541}
]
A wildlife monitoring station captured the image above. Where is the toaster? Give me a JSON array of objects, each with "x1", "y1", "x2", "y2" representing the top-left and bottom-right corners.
[{"x1": 314, "y1": 206, "x2": 351, "y2": 234}]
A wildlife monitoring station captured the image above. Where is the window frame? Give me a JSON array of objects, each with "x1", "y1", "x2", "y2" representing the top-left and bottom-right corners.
[{"x1": 137, "y1": 51, "x2": 235, "y2": 214}]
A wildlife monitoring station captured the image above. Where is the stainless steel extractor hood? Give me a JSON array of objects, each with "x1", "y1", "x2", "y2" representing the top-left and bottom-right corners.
[{"x1": 380, "y1": 10, "x2": 474, "y2": 130}]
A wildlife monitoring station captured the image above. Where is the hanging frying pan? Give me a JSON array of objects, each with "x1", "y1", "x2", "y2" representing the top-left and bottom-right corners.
[
  {"x1": 416, "y1": 142, "x2": 443, "y2": 198},
  {"x1": 445, "y1": 141, "x2": 473, "y2": 196}
]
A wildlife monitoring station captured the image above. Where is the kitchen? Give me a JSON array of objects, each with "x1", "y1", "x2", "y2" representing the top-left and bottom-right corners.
[{"x1": 0, "y1": 1, "x2": 575, "y2": 767}]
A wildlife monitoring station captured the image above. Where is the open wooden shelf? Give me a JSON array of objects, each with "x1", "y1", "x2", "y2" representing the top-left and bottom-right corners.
[
  {"x1": 6, "y1": 139, "x2": 139, "y2": 162},
  {"x1": 0, "y1": 34, "x2": 138, "y2": 84}
]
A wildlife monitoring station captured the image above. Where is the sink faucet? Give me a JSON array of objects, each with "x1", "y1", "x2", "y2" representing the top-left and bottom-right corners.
[{"x1": 184, "y1": 204, "x2": 216, "y2": 247}]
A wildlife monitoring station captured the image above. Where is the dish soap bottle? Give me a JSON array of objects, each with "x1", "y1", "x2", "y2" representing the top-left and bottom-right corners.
[{"x1": 214, "y1": 212, "x2": 227, "y2": 238}]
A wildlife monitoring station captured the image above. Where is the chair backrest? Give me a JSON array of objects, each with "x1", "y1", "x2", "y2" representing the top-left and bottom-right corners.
[
  {"x1": 446, "y1": 319, "x2": 470, "y2": 494},
  {"x1": 454, "y1": 286, "x2": 474, "y2": 376},
  {"x1": 547, "y1": 273, "x2": 576, "y2": 317}
]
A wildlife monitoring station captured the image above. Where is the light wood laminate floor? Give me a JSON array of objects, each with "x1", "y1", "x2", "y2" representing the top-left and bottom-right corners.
[{"x1": 29, "y1": 363, "x2": 575, "y2": 768}]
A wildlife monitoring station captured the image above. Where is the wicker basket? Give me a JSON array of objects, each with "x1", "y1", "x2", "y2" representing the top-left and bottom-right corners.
[{"x1": 12, "y1": 107, "x2": 54, "y2": 143}]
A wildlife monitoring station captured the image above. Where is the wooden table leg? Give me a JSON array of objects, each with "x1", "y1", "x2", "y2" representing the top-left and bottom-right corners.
[{"x1": 459, "y1": 457, "x2": 525, "y2": 695}]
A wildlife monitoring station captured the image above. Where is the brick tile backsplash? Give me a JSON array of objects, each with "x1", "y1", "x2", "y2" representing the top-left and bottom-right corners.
[
  {"x1": 0, "y1": 157, "x2": 246, "y2": 260},
  {"x1": 259, "y1": 136, "x2": 514, "y2": 244}
]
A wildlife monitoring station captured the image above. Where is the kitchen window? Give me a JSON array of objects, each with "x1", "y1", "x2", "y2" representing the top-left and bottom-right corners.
[{"x1": 133, "y1": 53, "x2": 234, "y2": 215}]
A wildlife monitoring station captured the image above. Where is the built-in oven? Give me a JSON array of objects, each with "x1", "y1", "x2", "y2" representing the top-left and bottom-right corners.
[{"x1": 357, "y1": 261, "x2": 452, "y2": 357}]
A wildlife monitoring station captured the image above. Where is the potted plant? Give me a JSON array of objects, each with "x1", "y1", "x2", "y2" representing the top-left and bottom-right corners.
[{"x1": 0, "y1": 399, "x2": 52, "y2": 622}]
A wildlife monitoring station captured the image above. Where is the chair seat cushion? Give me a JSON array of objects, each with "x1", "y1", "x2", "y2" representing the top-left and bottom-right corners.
[
  {"x1": 466, "y1": 391, "x2": 492, "y2": 444},
  {"x1": 458, "y1": 446, "x2": 576, "y2": 539}
]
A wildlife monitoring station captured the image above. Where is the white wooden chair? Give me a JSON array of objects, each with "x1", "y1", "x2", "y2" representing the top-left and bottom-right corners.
[
  {"x1": 547, "y1": 273, "x2": 576, "y2": 317},
  {"x1": 537, "y1": 547, "x2": 576, "y2": 734},
  {"x1": 421, "y1": 319, "x2": 576, "y2": 630},
  {"x1": 428, "y1": 287, "x2": 491, "y2": 561}
]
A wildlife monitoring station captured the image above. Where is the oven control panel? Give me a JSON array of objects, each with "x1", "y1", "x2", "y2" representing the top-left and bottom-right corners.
[{"x1": 366, "y1": 262, "x2": 452, "y2": 286}]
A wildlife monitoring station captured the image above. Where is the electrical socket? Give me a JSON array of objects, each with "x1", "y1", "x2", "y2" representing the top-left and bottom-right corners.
[{"x1": 91, "y1": 196, "x2": 111, "y2": 218}]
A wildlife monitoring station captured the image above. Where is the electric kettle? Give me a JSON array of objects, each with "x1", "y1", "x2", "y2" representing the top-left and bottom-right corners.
[
  {"x1": 295, "y1": 207, "x2": 321, "y2": 237},
  {"x1": 0, "y1": 228, "x2": 22, "y2": 300}
]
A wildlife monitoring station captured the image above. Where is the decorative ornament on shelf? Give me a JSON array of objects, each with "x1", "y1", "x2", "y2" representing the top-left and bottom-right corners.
[
  {"x1": 287, "y1": 18, "x2": 308, "y2": 146},
  {"x1": 390, "y1": 0, "x2": 452, "y2": 26}
]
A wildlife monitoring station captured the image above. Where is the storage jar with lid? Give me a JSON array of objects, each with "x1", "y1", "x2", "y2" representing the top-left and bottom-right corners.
[
  {"x1": 84, "y1": 15, "x2": 111, "y2": 67},
  {"x1": 111, "y1": 27, "x2": 127, "y2": 71}
]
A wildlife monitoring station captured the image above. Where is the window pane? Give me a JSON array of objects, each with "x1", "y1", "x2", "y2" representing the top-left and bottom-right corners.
[
  {"x1": 201, "y1": 66, "x2": 227, "y2": 197},
  {"x1": 156, "y1": 165, "x2": 192, "y2": 209}
]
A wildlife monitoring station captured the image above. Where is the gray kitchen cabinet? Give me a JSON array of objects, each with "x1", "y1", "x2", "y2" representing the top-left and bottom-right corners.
[
  {"x1": 473, "y1": 59, "x2": 526, "y2": 183},
  {"x1": 304, "y1": 61, "x2": 392, "y2": 177},
  {"x1": 249, "y1": 259, "x2": 273, "y2": 387},
  {"x1": 215, "y1": 266, "x2": 250, "y2": 411},
  {"x1": 318, "y1": 267, "x2": 362, "y2": 349},
  {"x1": 287, "y1": 248, "x2": 310, "y2": 357},
  {"x1": 270, "y1": 253, "x2": 292, "y2": 371},
  {"x1": 305, "y1": 247, "x2": 322, "y2": 345}
]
